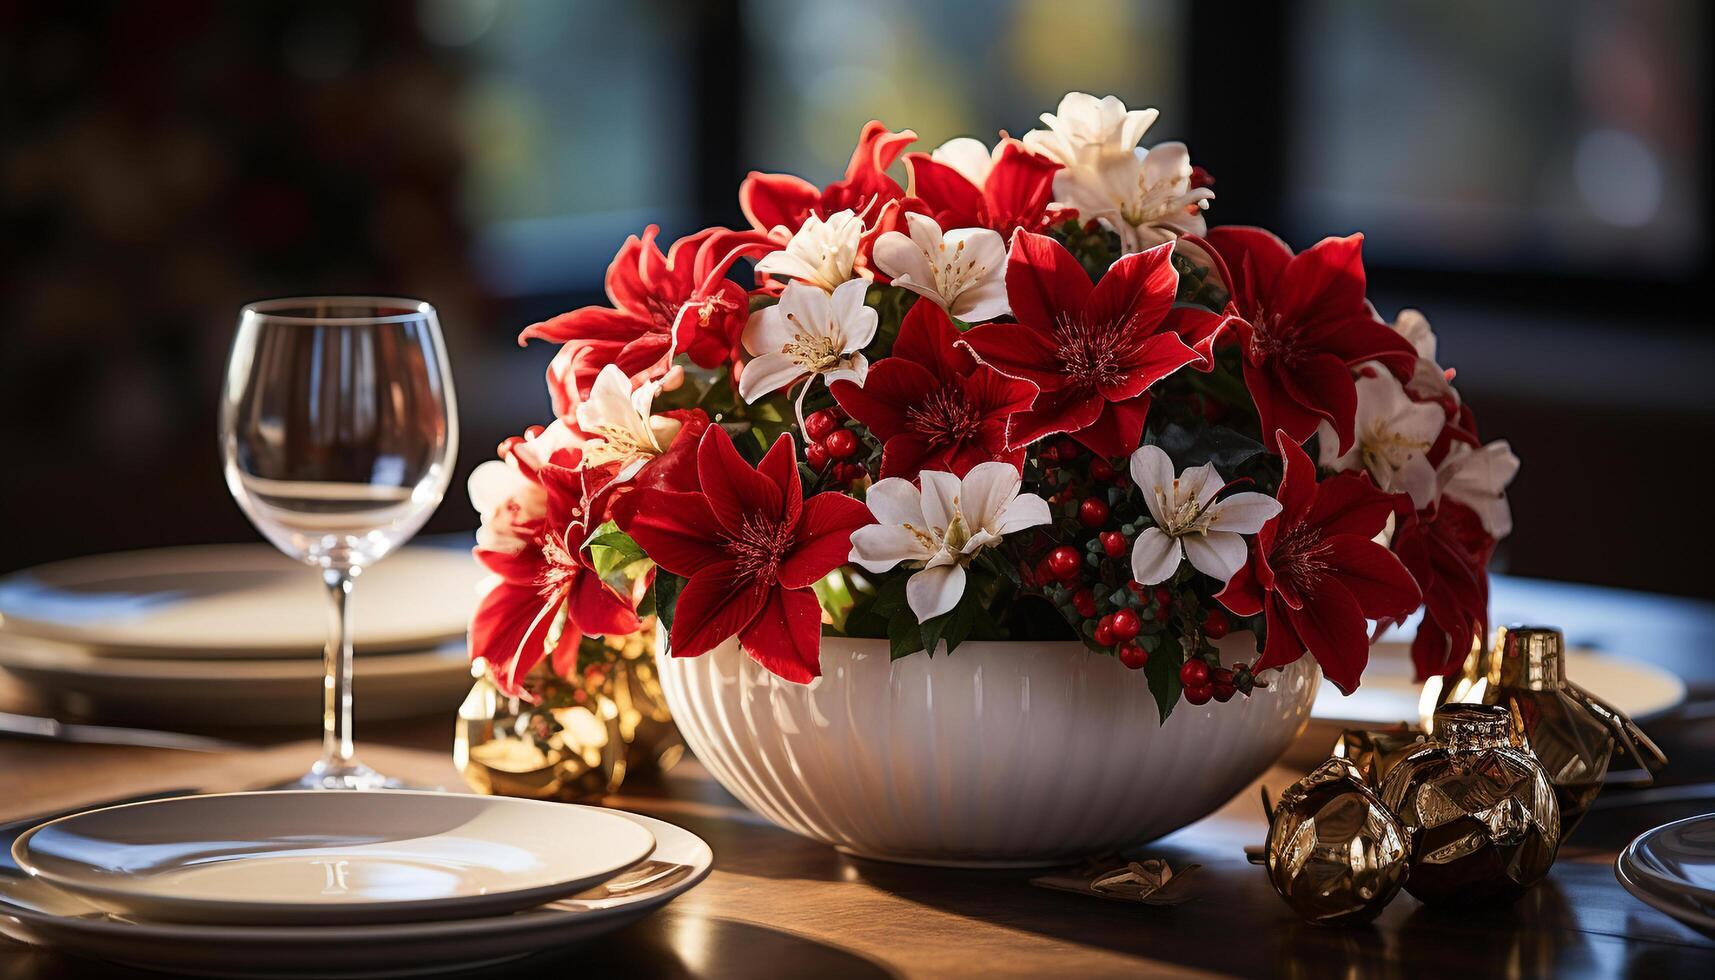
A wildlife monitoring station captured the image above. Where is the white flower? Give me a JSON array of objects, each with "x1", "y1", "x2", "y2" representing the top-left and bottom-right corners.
[
  {"x1": 929, "y1": 136, "x2": 1002, "y2": 186},
  {"x1": 1128, "y1": 445, "x2": 1281, "y2": 586},
  {"x1": 849, "y1": 462, "x2": 1051, "y2": 624},
  {"x1": 1392, "y1": 309, "x2": 1459, "y2": 405},
  {"x1": 1438, "y1": 439, "x2": 1519, "y2": 539},
  {"x1": 574, "y1": 364, "x2": 683, "y2": 481},
  {"x1": 1316, "y1": 371, "x2": 1446, "y2": 510},
  {"x1": 467, "y1": 422, "x2": 578, "y2": 554},
  {"x1": 1023, "y1": 92, "x2": 1213, "y2": 254},
  {"x1": 871, "y1": 213, "x2": 1009, "y2": 322},
  {"x1": 753, "y1": 209, "x2": 865, "y2": 292},
  {"x1": 739, "y1": 278, "x2": 876, "y2": 426}
]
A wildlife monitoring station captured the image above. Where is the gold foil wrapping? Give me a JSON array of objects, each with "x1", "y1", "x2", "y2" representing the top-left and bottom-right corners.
[
  {"x1": 1332, "y1": 726, "x2": 1427, "y2": 791},
  {"x1": 1380, "y1": 703, "x2": 1560, "y2": 905},
  {"x1": 1265, "y1": 757, "x2": 1410, "y2": 925}
]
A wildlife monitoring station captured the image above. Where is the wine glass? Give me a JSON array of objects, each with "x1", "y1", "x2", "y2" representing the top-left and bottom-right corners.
[{"x1": 220, "y1": 297, "x2": 458, "y2": 790}]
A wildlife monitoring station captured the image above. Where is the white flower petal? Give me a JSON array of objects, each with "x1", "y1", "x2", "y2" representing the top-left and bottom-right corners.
[
  {"x1": 992, "y1": 492, "x2": 1052, "y2": 537},
  {"x1": 1180, "y1": 461, "x2": 1223, "y2": 509},
  {"x1": 959, "y1": 461, "x2": 1022, "y2": 530},
  {"x1": 737, "y1": 352, "x2": 804, "y2": 403},
  {"x1": 872, "y1": 231, "x2": 937, "y2": 297},
  {"x1": 863, "y1": 478, "x2": 926, "y2": 527},
  {"x1": 1203, "y1": 492, "x2": 1282, "y2": 534},
  {"x1": 907, "y1": 563, "x2": 967, "y2": 625},
  {"x1": 1182, "y1": 531, "x2": 1248, "y2": 585},
  {"x1": 849, "y1": 524, "x2": 933, "y2": 572},
  {"x1": 467, "y1": 459, "x2": 525, "y2": 515},
  {"x1": 918, "y1": 470, "x2": 961, "y2": 532},
  {"x1": 840, "y1": 301, "x2": 879, "y2": 354},
  {"x1": 930, "y1": 137, "x2": 995, "y2": 186},
  {"x1": 742, "y1": 305, "x2": 791, "y2": 357},
  {"x1": 1128, "y1": 445, "x2": 1176, "y2": 525},
  {"x1": 1129, "y1": 527, "x2": 1183, "y2": 586},
  {"x1": 949, "y1": 277, "x2": 1011, "y2": 322}
]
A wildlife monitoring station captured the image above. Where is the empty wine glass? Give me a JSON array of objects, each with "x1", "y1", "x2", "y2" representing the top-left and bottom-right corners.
[{"x1": 220, "y1": 297, "x2": 458, "y2": 789}]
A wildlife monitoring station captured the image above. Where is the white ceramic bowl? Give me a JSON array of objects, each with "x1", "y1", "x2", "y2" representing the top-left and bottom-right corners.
[{"x1": 658, "y1": 634, "x2": 1319, "y2": 866}]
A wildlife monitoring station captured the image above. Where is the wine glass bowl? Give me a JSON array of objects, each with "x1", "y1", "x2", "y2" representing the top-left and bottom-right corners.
[{"x1": 220, "y1": 297, "x2": 458, "y2": 789}]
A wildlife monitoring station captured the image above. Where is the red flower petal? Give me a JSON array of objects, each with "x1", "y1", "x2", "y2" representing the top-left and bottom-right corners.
[
  {"x1": 1203, "y1": 226, "x2": 1294, "y2": 312},
  {"x1": 518, "y1": 306, "x2": 649, "y2": 346},
  {"x1": 1271, "y1": 431, "x2": 1318, "y2": 527},
  {"x1": 668, "y1": 562, "x2": 767, "y2": 660},
  {"x1": 1278, "y1": 352, "x2": 1358, "y2": 451},
  {"x1": 1244, "y1": 360, "x2": 1326, "y2": 453},
  {"x1": 831, "y1": 359, "x2": 938, "y2": 441},
  {"x1": 697, "y1": 425, "x2": 784, "y2": 534},
  {"x1": 1272, "y1": 233, "x2": 1367, "y2": 325},
  {"x1": 1070, "y1": 393, "x2": 1152, "y2": 458},
  {"x1": 738, "y1": 586, "x2": 825, "y2": 683},
  {"x1": 469, "y1": 580, "x2": 558, "y2": 699},
  {"x1": 1321, "y1": 535, "x2": 1421, "y2": 620},
  {"x1": 1004, "y1": 230, "x2": 1093, "y2": 334},
  {"x1": 982, "y1": 141, "x2": 1061, "y2": 234},
  {"x1": 739, "y1": 172, "x2": 821, "y2": 234},
  {"x1": 566, "y1": 568, "x2": 642, "y2": 638},
  {"x1": 757, "y1": 431, "x2": 804, "y2": 527},
  {"x1": 1004, "y1": 385, "x2": 1105, "y2": 450},
  {"x1": 1282, "y1": 577, "x2": 1370, "y2": 694},
  {"x1": 611, "y1": 488, "x2": 727, "y2": 577},
  {"x1": 958, "y1": 320, "x2": 1068, "y2": 391},
  {"x1": 905, "y1": 154, "x2": 984, "y2": 228},
  {"x1": 1304, "y1": 471, "x2": 1398, "y2": 540},
  {"x1": 1085, "y1": 241, "x2": 1177, "y2": 345},
  {"x1": 1254, "y1": 595, "x2": 1306, "y2": 674},
  {"x1": 890, "y1": 300, "x2": 971, "y2": 380},
  {"x1": 779, "y1": 492, "x2": 873, "y2": 589},
  {"x1": 1215, "y1": 542, "x2": 1267, "y2": 618}
]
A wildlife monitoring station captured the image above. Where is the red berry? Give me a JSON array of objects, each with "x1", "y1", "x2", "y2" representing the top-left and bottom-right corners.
[
  {"x1": 1054, "y1": 436, "x2": 1081, "y2": 460},
  {"x1": 838, "y1": 463, "x2": 865, "y2": 482},
  {"x1": 1037, "y1": 444, "x2": 1060, "y2": 465},
  {"x1": 824, "y1": 428, "x2": 858, "y2": 459},
  {"x1": 805, "y1": 443, "x2": 829, "y2": 469},
  {"x1": 1118, "y1": 643, "x2": 1148, "y2": 669},
  {"x1": 1202, "y1": 608, "x2": 1229, "y2": 639},
  {"x1": 1072, "y1": 588, "x2": 1097, "y2": 618},
  {"x1": 1089, "y1": 457, "x2": 1117, "y2": 481},
  {"x1": 1185, "y1": 684, "x2": 1213, "y2": 705},
  {"x1": 1046, "y1": 546, "x2": 1081, "y2": 580},
  {"x1": 1127, "y1": 580, "x2": 1148, "y2": 598},
  {"x1": 1090, "y1": 617, "x2": 1118, "y2": 648},
  {"x1": 1077, "y1": 497, "x2": 1110, "y2": 527},
  {"x1": 1179, "y1": 659, "x2": 1209, "y2": 687},
  {"x1": 805, "y1": 409, "x2": 840, "y2": 440},
  {"x1": 1153, "y1": 586, "x2": 1174, "y2": 610},
  {"x1": 1110, "y1": 608, "x2": 1141, "y2": 641},
  {"x1": 1100, "y1": 531, "x2": 1127, "y2": 558},
  {"x1": 1211, "y1": 667, "x2": 1236, "y2": 702}
]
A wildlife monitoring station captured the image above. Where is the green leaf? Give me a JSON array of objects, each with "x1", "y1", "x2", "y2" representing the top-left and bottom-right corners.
[
  {"x1": 887, "y1": 612, "x2": 924, "y2": 660},
  {"x1": 587, "y1": 523, "x2": 647, "y2": 580},
  {"x1": 811, "y1": 569, "x2": 856, "y2": 633},
  {"x1": 1144, "y1": 640, "x2": 1184, "y2": 724},
  {"x1": 1148, "y1": 421, "x2": 1265, "y2": 475},
  {"x1": 653, "y1": 573, "x2": 685, "y2": 636}
]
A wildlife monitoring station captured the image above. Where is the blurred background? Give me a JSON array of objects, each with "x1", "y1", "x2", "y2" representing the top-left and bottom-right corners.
[{"x1": 2, "y1": 0, "x2": 1710, "y2": 598}]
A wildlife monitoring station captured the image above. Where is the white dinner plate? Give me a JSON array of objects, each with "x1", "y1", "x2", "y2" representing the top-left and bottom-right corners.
[
  {"x1": 0, "y1": 633, "x2": 472, "y2": 726},
  {"x1": 1311, "y1": 639, "x2": 1685, "y2": 727},
  {"x1": 13, "y1": 791, "x2": 655, "y2": 926},
  {"x1": 0, "y1": 544, "x2": 481, "y2": 658},
  {"x1": 1616, "y1": 841, "x2": 1715, "y2": 941},
  {"x1": 0, "y1": 809, "x2": 710, "y2": 977},
  {"x1": 1622, "y1": 813, "x2": 1715, "y2": 912}
]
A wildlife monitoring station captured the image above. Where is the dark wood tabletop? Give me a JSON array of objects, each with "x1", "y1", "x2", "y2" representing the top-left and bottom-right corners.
[{"x1": 4, "y1": 575, "x2": 1715, "y2": 978}]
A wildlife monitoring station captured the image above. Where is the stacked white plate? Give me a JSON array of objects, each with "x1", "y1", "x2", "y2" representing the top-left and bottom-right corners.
[
  {"x1": 1617, "y1": 813, "x2": 1715, "y2": 939},
  {"x1": 0, "y1": 791, "x2": 714, "y2": 976},
  {"x1": 0, "y1": 544, "x2": 483, "y2": 725}
]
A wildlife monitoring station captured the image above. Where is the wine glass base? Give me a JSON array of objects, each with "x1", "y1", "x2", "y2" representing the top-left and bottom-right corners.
[{"x1": 264, "y1": 758, "x2": 440, "y2": 792}]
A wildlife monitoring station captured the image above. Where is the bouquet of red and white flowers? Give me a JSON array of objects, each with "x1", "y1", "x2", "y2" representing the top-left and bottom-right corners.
[{"x1": 468, "y1": 92, "x2": 1518, "y2": 722}]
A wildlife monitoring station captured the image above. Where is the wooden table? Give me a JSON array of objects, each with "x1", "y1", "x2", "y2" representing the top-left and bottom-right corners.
[{"x1": 5, "y1": 575, "x2": 1715, "y2": 978}]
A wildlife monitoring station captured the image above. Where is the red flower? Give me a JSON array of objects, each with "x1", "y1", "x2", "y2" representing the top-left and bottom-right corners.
[
  {"x1": 1217, "y1": 432, "x2": 1422, "y2": 694},
  {"x1": 905, "y1": 139, "x2": 1064, "y2": 237},
  {"x1": 612, "y1": 426, "x2": 873, "y2": 682},
  {"x1": 1201, "y1": 227, "x2": 1416, "y2": 454},
  {"x1": 958, "y1": 231, "x2": 1202, "y2": 457},
  {"x1": 829, "y1": 299, "x2": 1037, "y2": 479},
  {"x1": 1390, "y1": 497, "x2": 1495, "y2": 681},
  {"x1": 469, "y1": 446, "x2": 641, "y2": 699},
  {"x1": 740, "y1": 121, "x2": 916, "y2": 236},
  {"x1": 520, "y1": 225, "x2": 763, "y2": 416}
]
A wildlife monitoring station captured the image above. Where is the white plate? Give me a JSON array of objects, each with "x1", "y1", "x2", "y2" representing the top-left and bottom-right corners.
[
  {"x1": 1617, "y1": 843, "x2": 1715, "y2": 941},
  {"x1": 1622, "y1": 813, "x2": 1715, "y2": 912},
  {"x1": 0, "y1": 544, "x2": 480, "y2": 658},
  {"x1": 0, "y1": 809, "x2": 710, "y2": 978},
  {"x1": 0, "y1": 634, "x2": 472, "y2": 726},
  {"x1": 1312, "y1": 639, "x2": 1686, "y2": 726},
  {"x1": 14, "y1": 792, "x2": 655, "y2": 926}
]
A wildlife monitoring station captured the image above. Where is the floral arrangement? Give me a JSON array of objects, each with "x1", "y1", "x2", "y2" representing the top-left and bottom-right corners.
[{"x1": 467, "y1": 92, "x2": 1519, "y2": 721}]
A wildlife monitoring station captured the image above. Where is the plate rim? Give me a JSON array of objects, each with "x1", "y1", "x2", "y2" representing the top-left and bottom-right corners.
[
  {"x1": 11, "y1": 791, "x2": 658, "y2": 923},
  {"x1": 1621, "y1": 813, "x2": 1715, "y2": 910},
  {"x1": 0, "y1": 543, "x2": 475, "y2": 655},
  {"x1": 0, "y1": 808, "x2": 710, "y2": 943},
  {"x1": 1616, "y1": 846, "x2": 1715, "y2": 934}
]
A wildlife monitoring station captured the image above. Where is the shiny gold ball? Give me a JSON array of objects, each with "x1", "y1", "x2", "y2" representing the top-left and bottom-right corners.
[
  {"x1": 1380, "y1": 703, "x2": 1561, "y2": 905},
  {"x1": 1265, "y1": 757, "x2": 1410, "y2": 925}
]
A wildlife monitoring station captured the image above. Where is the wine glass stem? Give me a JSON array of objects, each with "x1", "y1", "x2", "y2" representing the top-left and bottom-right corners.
[{"x1": 321, "y1": 567, "x2": 357, "y2": 767}]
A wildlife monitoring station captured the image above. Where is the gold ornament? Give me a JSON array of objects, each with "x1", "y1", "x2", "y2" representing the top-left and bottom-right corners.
[
  {"x1": 1331, "y1": 725, "x2": 1427, "y2": 790},
  {"x1": 1264, "y1": 757, "x2": 1410, "y2": 925},
  {"x1": 1476, "y1": 625, "x2": 1667, "y2": 836},
  {"x1": 1380, "y1": 703, "x2": 1560, "y2": 905},
  {"x1": 454, "y1": 622, "x2": 682, "y2": 802}
]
